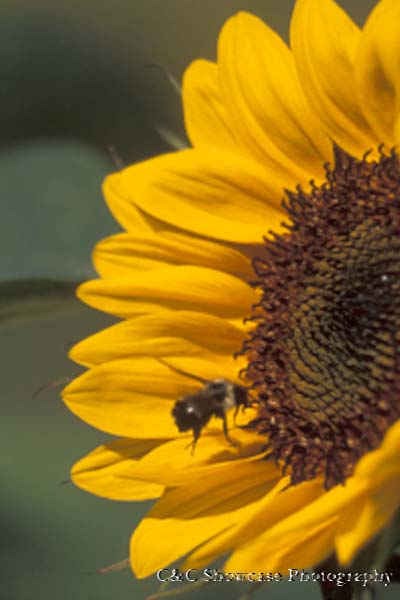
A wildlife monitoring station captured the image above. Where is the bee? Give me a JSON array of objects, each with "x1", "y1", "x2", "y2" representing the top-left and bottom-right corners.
[{"x1": 160, "y1": 360, "x2": 252, "y2": 451}]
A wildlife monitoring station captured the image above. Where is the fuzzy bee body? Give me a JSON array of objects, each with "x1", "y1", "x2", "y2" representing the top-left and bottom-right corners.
[{"x1": 172, "y1": 378, "x2": 250, "y2": 451}]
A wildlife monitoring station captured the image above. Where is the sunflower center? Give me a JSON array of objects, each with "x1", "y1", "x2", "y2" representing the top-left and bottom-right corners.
[{"x1": 244, "y1": 147, "x2": 400, "y2": 488}]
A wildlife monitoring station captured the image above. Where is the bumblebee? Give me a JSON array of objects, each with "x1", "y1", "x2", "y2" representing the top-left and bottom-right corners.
[{"x1": 161, "y1": 360, "x2": 251, "y2": 451}]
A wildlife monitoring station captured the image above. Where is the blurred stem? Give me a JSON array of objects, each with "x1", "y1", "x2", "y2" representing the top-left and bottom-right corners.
[
  {"x1": 0, "y1": 279, "x2": 81, "y2": 322},
  {"x1": 317, "y1": 555, "x2": 355, "y2": 600}
]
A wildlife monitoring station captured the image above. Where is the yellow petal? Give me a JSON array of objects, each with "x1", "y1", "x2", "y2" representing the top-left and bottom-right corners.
[
  {"x1": 227, "y1": 518, "x2": 336, "y2": 574},
  {"x1": 103, "y1": 150, "x2": 286, "y2": 244},
  {"x1": 394, "y1": 114, "x2": 400, "y2": 148},
  {"x1": 182, "y1": 59, "x2": 239, "y2": 152},
  {"x1": 77, "y1": 265, "x2": 257, "y2": 319},
  {"x1": 70, "y1": 310, "x2": 245, "y2": 367},
  {"x1": 71, "y1": 438, "x2": 164, "y2": 500},
  {"x1": 93, "y1": 231, "x2": 252, "y2": 280},
  {"x1": 225, "y1": 479, "x2": 362, "y2": 573},
  {"x1": 355, "y1": 0, "x2": 400, "y2": 146},
  {"x1": 291, "y1": 0, "x2": 378, "y2": 156},
  {"x1": 335, "y1": 421, "x2": 400, "y2": 565},
  {"x1": 62, "y1": 357, "x2": 194, "y2": 438},
  {"x1": 185, "y1": 478, "x2": 321, "y2": 569},
  {"x1": 152, "y1": 354, "x2": 248, "y2": 384},
  {"x1": 355, "y1": 420, "x2": 400, "y2": 483},
  {"x1": 63, "y1": 354, "x2": 247, "y2": 438},
  {"x1": 336, "y1": 495, "x2": 393, "y2": 566},
  {"x1": 376, "y1": 419, "x2": 400, "y2": 456},
  {"x1": 130, "y1": 461, "x2": 280, "y2": 578},
  {"x1": 102, "y1": 174, "x2": 155, "y2": 234},
  {"x1": 119, "y1": 428, "x2": 267, "y2": 487},
  {"x1": 218, "y1": 12, "x2": 331, "y2": 181}
]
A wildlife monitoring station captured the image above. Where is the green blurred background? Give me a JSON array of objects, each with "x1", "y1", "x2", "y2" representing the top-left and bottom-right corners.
[{"x1": 2, "y1": 1, "x2": 396, "y2": 599}]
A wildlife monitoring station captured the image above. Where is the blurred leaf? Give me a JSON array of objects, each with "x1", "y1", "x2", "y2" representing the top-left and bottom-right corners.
[{"x1": 0, "y1": 141, "x2": 117, "y2": 281}]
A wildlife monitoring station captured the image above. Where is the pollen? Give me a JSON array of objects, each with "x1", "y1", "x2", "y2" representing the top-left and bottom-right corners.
[{"x1": 245, "y1": 147, "x2": 400, "y2": 488}]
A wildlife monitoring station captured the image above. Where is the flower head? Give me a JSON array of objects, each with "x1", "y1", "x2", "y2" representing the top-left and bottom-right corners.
[{"x1": 63, "y1": 0, "x2": 400, "y2": 587}]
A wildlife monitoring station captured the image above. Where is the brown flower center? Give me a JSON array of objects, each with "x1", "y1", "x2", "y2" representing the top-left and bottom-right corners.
[{"x1": 244, "y1": 147, "x2": 400, "y2": 488}]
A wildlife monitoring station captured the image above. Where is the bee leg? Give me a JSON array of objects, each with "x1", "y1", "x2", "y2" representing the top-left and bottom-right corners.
[
  {"x1": 222, "y1": 411, "x2": 239, "y2": 447},
  {"x1": 185, "y1": 426, "x2": 201, "y2": 454},
  {"x1": 184, "y1": 439, "x2": 197, "y2": 454},
  {"x1": 233, "y1": 402, "x2": 254, "y2": 426},
  {"x1": 233, "y1": 404, "x2": 240, "y2": 426}
]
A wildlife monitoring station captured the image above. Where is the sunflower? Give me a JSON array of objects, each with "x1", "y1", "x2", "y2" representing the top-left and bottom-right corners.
[{"x1": 63, "y1": 0, "x2": 400, "y2": 593}]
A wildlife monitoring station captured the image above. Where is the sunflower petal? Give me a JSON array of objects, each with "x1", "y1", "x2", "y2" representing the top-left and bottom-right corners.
[
  {"x1": 63, "y1": 355, "x2": 248, "y2": 437},
  {"x1": 118, "y1": 429, "x2": 266, "y2": 487},
  {"x1": 93, "y1": 231, "x2": 252, "y2": 280},
  {"x1": 71, "y1": 439, "x2": 165, "y2": 500},
  {"x1": 218, "y1": 12, "x2": 332, "y2": 180},
  {"x1": 130, "y1": 461, "x2": 280, "y2": 578},
  {"x1": 156, "y1": 354, "x2": 248, "y2": 384},
  {"x1": 77, "y1": 265, "x2": 257, "y2": 319},
  {"x1": 184, "y1": 478, "x2": 321, "y2": 569},
  {"x1": 355, "y1": 0, "x2": 400, "y2": 146},
  {"x1": 182, "y1": 59, "x2": 239, "y2": 152},
  {"x1": 70, "y1": 310, "x2": 245, "y2": 367},
  {"x1": 227, "y1": 518, "x2": 336, "y2": 574},
  {"x1": 102, "y1": 174, "x2": 155, "y2": 234},
  {"x1": 103, "y1": 150, "x2": 286, "y2": 243},
  {"x1": 335, "y1": 421, "x2": 400, "y2": 565},
  {"x1": 336, "y1": 498, "x2": 388, "y2": 567},
  {"x1": 224, "y1": 480, "x2": 362, "y2": 573},
  {"x1": 291, "y1": 0, "x2": 378, "y2": 156},
  {"x1": 62, "y1": 357, "x2": 193, "y2": 438}
]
